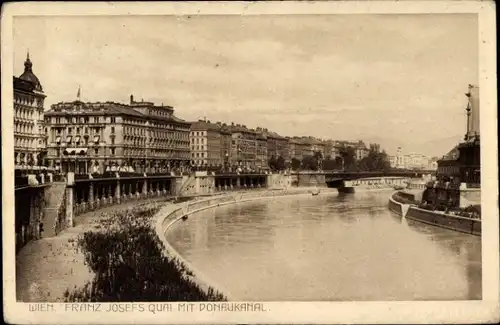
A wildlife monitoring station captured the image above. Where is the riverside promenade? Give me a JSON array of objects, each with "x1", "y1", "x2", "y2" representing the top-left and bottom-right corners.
[
  {"x1": 16, "y1": 184, "x2": 397, "y2": 302},
  {"x1": 16, "y1": 196, "x2": 178, "y2": 302}
]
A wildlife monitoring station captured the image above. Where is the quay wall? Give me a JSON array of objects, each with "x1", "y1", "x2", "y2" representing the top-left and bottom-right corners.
[
  {"x1": 405, "y1": 206, "x2": 481, "y2": 236},
  {"x1": 388, "y1": 192, "x2": 481, "y2": 236},
  {"x1": 388, "y1": 191, "x2": 411, "y2": 217}
]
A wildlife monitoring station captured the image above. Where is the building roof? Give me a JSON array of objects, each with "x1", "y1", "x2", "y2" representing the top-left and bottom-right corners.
[
  {"x1": 439, "y1": 145, "x2": 460, "y2": 162},
  {"x1": 190, "y1": 120, "x2": 222, "y2": 132},
  {"x1": 46, "y1": 100, "x2": 191, "y2": 125},
  {"x1": 18, "y1": 52, "x2": 43, "y2": 92},
  {"x1": 13, "y1": 77, "x2": 37, "y2": 94}
]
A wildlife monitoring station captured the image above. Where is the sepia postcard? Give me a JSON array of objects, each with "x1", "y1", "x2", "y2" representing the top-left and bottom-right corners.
[{"x1": 2, "y1": 1, "x2": 499, "y2": 324}]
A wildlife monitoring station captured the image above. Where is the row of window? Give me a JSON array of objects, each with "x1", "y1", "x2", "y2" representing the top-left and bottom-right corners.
[
  {"x1": 14, "y1": 124, "x2": 44, "y2": 135},
  {"x1": 14, "y1": 95, "x2": 43, "y2": 108},
  {"x1": 15, "y1": 138, "x2": 43, "y2": 148},
  {"x1": 53, "y1": 126, "x2": 101, "y2": 136},
  {"x1": 15, "y1": 107, "x2": 41, "y2": 120},
  {"x1": 191, "y1": 131, "x2": 207, "y2": 136},
  {"x1": 151, "y1": 109, "x2": 172, "y2": 118}
]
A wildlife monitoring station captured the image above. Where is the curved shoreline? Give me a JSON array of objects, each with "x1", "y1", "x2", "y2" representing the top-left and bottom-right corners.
[
  {"x1": 155, "y1": 188, "x2": 334, "y2": 300},
  {"x1": 155, "y1": 186, "x2": 398, "y2": 300}
]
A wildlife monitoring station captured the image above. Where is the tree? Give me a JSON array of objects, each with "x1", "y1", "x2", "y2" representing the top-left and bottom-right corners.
[
  {"x1": 322, "y1": 159, "x2": 338, "y2": 170},
  {"x1": 268, "y1": 155, "x2": 277, "y2": 170},
  {"x1": 338, "y1": 145, "x2": 356, "y2": 170},
  {"x1": 276, "y1": 155, "x2": 286, "y2": 170},
  {"x1": 357, "y1": 147, "x2": 391, "y2": 172},
  {"x1": 291, "y1": 158, "x2": 301, "y2": 171},
  {"x1": 302, "y1": 155, "x2": 319, "y2": 171}
]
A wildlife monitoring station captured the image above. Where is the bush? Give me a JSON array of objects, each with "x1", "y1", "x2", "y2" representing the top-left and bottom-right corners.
[{"x1": 66, "y1": 205, "x2": 226, "y2": 302}]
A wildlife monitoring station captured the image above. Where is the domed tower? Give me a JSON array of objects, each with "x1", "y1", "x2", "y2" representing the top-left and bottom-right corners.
[
  {"x1": 13, "y1": 51, "x2": 47, "y2": 169},
  {"x1": 19, "y1": 51, "x2": 44, "y2": 92}
]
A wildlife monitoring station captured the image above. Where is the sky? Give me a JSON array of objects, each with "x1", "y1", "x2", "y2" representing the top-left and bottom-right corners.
[{"x1": 13, "y1": 14, "x2": 478, "y2": 156}]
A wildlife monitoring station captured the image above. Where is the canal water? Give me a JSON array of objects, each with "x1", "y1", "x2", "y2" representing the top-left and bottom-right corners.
[{"x1": 166, "y1": 190, "x2": 482, "y2": 301}]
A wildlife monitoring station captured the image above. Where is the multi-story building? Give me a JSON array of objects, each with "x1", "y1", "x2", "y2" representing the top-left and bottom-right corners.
[
  {"x1": 388, "y1": 155, "x2": 398, "y2": 168},
  {"x1": 427, "y1": 157, "x2": 439, "y2": 170},
  {"x1": 255, "y1": 131, "x2": 268, "y2": 170},
  {"x1": 328, "y1": 140, "x2": 369, "y2": 161},
  {"x1": 45, "y1": 95, "x2": 190, "y2": 174},
  {"x1": 288, "y1": 137, "x2": 310, "y2": 161},
  {"x1": 218, "y1": 123, "x2": 232, "y2": 169},
  {"x1": 262, "y1": 128, "x2": 289, "y2": 163},
  {"x1": 310, "y1": 138, "x2": 326, "y2": 157},
  {"x1": 228, "y1": 123, "x2": 257, "y2": 170},
  {"x1": 189, "y1": 120, "x2": 224, "y2": 168},
  {"x1": 402, "y1": 153, "x2": 429, "y2": 170},
  {"x1": 13, "y1": 53, "x2": 47, "y2": 168}
]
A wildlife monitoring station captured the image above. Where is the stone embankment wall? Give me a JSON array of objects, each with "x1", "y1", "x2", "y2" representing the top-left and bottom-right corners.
[
  {"x1": 267, "y1": 173, "x2": 292, "y2": 189},
  {"x1": 388, "y1": 191, "x2": 481, "y2": 236}
]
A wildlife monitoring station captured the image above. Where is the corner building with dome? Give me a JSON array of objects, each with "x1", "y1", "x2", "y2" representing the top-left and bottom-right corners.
[{"x1": 13, "y1": 53, "x2": 47, "y2": 168}]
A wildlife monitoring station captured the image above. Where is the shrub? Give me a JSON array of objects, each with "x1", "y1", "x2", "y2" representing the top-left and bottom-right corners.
[{"x1": 66, "y1": 205, "x2": 226, "y2": 302}]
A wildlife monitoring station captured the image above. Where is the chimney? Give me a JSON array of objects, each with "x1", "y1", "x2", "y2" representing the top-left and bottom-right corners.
[{"x1": 130, "y1": 94, "x2": 134, "y2": 104}]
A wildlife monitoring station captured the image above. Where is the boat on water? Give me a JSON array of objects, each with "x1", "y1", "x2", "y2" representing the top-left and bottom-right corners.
[
  {"x1": 311, "y1": 188, "x2": 320, "y2": 196},
  {"x1": 393, "y1": 185, "x2": 405, "y2": 190}
]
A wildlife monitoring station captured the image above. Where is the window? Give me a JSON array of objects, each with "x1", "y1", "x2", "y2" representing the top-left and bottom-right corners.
[
  {"x1": 68, "y1": 127, "x2": 73, "y2": 134},
  {"x1": 94, "y1": 148, "x2": 98, "y2": 155},
  {"x1": 111, "y1": 138, "x2": 115, "y2": 145},
  {"x1": 111, "y1": 126, "x2": 115, "y2": 134},
  {"x1": 111, "y1": 148, "x2": 115, "y2": 155}
]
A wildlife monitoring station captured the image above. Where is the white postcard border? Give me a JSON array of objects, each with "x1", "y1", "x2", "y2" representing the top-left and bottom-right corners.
[{"x1": 2, "y1": 1, "x2": 498, "y2": 324}]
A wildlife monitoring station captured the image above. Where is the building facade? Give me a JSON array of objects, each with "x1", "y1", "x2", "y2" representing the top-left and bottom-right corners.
[
  {"x1": 288, "y1": 138, "x2": 310, "y2": 161},
  {"x1": 227, "y1": 124, "x2": 257, "y2": 170},
  {"x1": 263, "y1": 129, "x2": 289, "y2": 164},
  {"x1": 255, "y1": 132, "x2": 268, "y2": 170},
  {"x1": 13, "y1": 53, "x2": 47, "y2": 168},
  {"x1": 189, "y1": 120, "x2": 224, "y2": 168},
  {"x1": 45, "y1": 95, "x2": 190, "y2": 174}
]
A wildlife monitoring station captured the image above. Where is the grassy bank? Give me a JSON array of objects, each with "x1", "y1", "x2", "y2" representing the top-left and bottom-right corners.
[{"x1": 65, "y1": 203, "x2": 226, "y2": 302}]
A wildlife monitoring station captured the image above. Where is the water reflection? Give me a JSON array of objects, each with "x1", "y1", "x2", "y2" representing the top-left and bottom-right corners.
[{"x1": 166, "y1": 191, "x2": 482, "y2": 301}]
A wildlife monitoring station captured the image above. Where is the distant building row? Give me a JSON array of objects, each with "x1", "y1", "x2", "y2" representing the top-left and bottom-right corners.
[
  {"x1": 388, "y1": 149, "x2": 438, "y2": 171},
  {"x1": 13, "y1": 54, "x2": 375, "y2": 174}
]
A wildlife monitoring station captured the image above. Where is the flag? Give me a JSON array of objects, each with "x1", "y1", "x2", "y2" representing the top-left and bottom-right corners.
[{"x1": 77, "y1": 86, "x2": 81, "y2": 99}]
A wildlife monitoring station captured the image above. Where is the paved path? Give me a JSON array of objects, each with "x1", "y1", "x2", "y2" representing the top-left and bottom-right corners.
[
  {"x1": 14, "y1": 187, "x2": 344, "y2": 302},
  {"x1": 15, "y1": 198, "x2": 170, "y2": 302}
]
